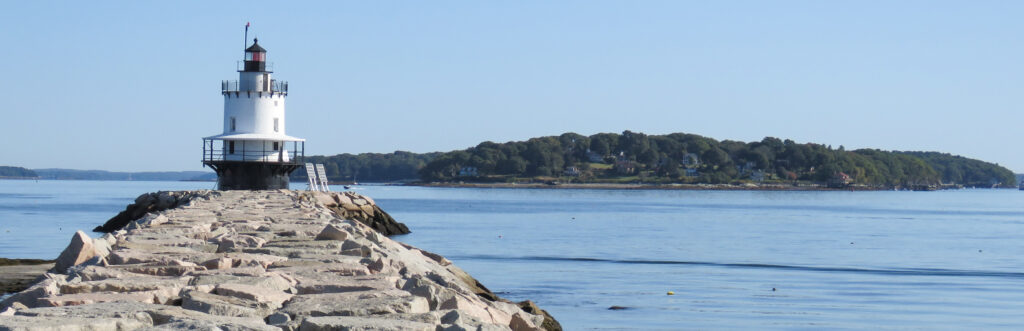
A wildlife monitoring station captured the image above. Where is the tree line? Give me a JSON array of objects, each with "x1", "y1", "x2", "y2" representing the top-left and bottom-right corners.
[
  {"x1": 896, "y1": 151, "x2": 1017, "y2": 187},
  {"x1": 415, "y1": 131, "x2": 1015, "y2": 187},
  {"x1": 295, "y1": 131, "x2": 1016, "y2": 188},
  {"x1": 0, "y1": 166, "x2": 38, "y2": 178}
]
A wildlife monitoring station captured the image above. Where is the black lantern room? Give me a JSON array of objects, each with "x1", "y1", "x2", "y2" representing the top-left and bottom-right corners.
[{"x1": 243, "y1": 39, "x2": 267, "y2": 72}]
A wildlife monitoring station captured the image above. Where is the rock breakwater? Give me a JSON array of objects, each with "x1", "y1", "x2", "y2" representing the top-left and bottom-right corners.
[
  {"x1": 1, "y1": 190, "x2": 558, "y2": 330},
  {"x1": 94, "y1": 190, "x2": 410, "y2": 236}
]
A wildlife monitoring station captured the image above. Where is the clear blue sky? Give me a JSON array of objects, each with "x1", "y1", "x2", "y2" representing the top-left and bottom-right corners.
[{"x1": 1, "y1": 1, "x2": 1021, "y2": 172}]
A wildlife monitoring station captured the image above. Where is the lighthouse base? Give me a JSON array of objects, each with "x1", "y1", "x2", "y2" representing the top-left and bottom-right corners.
[{"x1": 203, "y1": 161, "x2": 301, "y2": 190}]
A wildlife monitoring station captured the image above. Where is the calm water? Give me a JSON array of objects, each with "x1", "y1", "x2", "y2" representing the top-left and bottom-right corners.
[{"x1": 2, "y1": 180, "x2": 1024, "y2": 329}]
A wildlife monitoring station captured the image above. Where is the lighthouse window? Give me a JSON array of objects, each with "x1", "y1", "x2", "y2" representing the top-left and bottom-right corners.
[
  {"x1": 228, "y1": 141, "x2": 235, "y2": 154},
  {"x1": 274, "y1": 118, "x2": 279, "y2": 132},
  {"x1": 246, "y1": 52, "x2": 265, "y2": 62},
  {"x1": 230, "y1": 117, "x2": 236, "y2": 132}
]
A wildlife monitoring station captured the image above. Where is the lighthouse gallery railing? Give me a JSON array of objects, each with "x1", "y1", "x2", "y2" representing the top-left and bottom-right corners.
[
  {"x1": 221, "y1": 80, "x2": 288, "y2": 94},
  {"x1": 202, "y1": 139, "x2": 304, "y2": 164}
]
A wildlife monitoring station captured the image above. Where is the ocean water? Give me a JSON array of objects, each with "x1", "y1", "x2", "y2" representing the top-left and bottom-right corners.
[
  {"x1": 0, "y1": 180, "x2": 215, "y2": 258},
  {"x1": 2, "y1": 180, "x2": 1024, "y2": 329}
]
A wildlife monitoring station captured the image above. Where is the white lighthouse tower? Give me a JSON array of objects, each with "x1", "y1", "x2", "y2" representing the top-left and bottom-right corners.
[{"x1": 202, "y1": 38, "x2": 305, "y2": 190}]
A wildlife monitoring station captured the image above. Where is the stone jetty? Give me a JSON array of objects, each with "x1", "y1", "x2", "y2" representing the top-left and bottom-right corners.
[{"x1": 0, "y1": 190, "x2": 559, "y2": 331}]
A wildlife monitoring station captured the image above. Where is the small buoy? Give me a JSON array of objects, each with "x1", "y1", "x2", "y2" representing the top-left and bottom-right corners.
[
  {"x1": 850, "y1": 242, "x2": 854, "y2": 244},
  {"x1": 979, "y1": 249, "x2": 983, "y2": 253},
  {"x1": 666, "y1": 291, "x2": 675, "y2": 295},
  {"x1": 497, "y1": 235, "x2": 502, "y2": 239},
  {"x1": 772, "y1": 288, "x2": 776, "y2": 292}
]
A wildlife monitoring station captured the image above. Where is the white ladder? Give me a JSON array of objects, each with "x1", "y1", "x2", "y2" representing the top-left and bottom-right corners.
[
  {"x1": 304, "y1": 163, "x2": 320, "y2": 191},
  {"x1": 315, "y1": 164, "x2": 331, "y2": 192}
]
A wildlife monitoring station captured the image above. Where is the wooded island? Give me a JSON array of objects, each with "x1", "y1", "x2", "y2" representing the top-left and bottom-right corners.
[{"x1": 296, "y1": 131, "x2": 1017, "y2": 189}]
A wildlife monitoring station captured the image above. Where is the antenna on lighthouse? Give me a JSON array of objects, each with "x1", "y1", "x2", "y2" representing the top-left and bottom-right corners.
[{"x1": 244, "y1": 22, "x2": 250, "y2": 51}]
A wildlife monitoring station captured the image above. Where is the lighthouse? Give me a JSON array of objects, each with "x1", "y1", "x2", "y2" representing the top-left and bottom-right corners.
[{"x1": 202, "y1": 38, "x2": 305, "y2": 190}]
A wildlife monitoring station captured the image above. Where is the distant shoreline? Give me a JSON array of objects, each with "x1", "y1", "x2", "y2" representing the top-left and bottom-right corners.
[
  {"x1": 0, "y1": 178, "x2": 214, "y2": 182},
  {"x1": 322, "y1": 181, "x2": 989, "y2": 191},
  {"x1": 4, "y1": 178, "x2": 999, "y2": 191},
  {"x1": 406, "y1": 182, "x2": 891, "y2": 191}
]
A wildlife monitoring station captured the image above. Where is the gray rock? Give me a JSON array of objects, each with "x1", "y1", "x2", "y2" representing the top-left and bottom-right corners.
[
  {"x1": 263, "y1": 240, "x2": 344, "y2": 251},
  {"x1": 146, "y1": 305, "x2": 278, "y2": 330},
  {"x1": 100, "y1": 233, "x2": 118, "y2": 246},
  {"x1": 12, "y1": 301, "x2": 160, "y2": 318},
  {"x1": 267, "y1": 312, "x2": 291, "y2": 325},
  {"x1": 290, "y1": 274, "x2": 396, "y2": 295},
  {"x1": 0, "y1": 315, "x2": 151, "y2": 331},
  {"x1": 298, "y1": 316, "x2": 434, "y2": 331},
  {"x1": 1, "y1": 302, "x2": 158, "y2": 330},
  {"x1": 416, "y1": 249, "x2": 452, "y2": 266},
  {"x1": 181, "y1": 290, "x2": 265, "y2": 318},
  {"x1": 509, "y1": 312, "x2": 543, "y2": 331},
  {"x1": 59, "y1": 276, "x2": 189, "y2": 295},
  {"x1": 190, "y1": 274, "x2": 293, "y2": 292},
  {"x1": 53, "y1": 231, "x2": 96, "y2": 273},
  {"x1": 135, "y1": 193, "x2": 156, "y2": 205},
  {"x1": 39, "y1": 291, "x2": 158, "y2": 307},
  {"x1": 201, "y1": 256, "x2": 234, "y2": 270},
  {"x1": 104, "y1": 262, "x2": 206, "y2": 277},
  {"x1": 1, "y1": 277, "x2": 62, "y2": 309},
  {"x1": 145, "y1": 318, "x2": 278, "y2": 331},
  {"x1": 314, "y1": 224, "x2": 350, "y2": 241},
  {"x1": 402, "y1": 278, "x2": 452, "y2": 310},
  {"x1": 137, "y1": 214, "x2": 170, "y2": 227},
  {"x1": 155, "y1": 192, "x2": 178, "y2": 210},
  {"x1": 92, "y1": 237, "x2": 112, "y2": 259},
  {"x1": 70, "y1": 265, "x2": 133, "y2": 281},
  {"x1": 215, "y1": 283, "x2": 293, "y2": 307},
  {"x1": 215, "y1": 234, "x2": 268, "y2": 253},
  {"x1": 439, "y1": 296, "x2": 512, "y2": 326},
  {"x1": 438, "y1": 310, "x2": 513, "y2": 331},
  {"x1": 138, "y1": 320, "x2": 225, "y2": 330},
  {"x1": 281, "y1": 290, "x2": 429, "y2": 317}
]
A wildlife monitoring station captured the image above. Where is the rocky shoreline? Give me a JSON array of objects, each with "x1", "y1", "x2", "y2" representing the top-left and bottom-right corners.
[
  {"x1": 92, "y1": 191, "x2": 410, "y2": 236},
  {"x1": 0, "y1": 260, "x2": 53, "y2": 295},
  {"x1": 0, "y1": 190, "x2": 559, "y2": 330}
]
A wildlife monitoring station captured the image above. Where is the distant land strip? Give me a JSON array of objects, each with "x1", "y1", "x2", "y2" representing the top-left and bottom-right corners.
[
  {"x1": 5, "y1": 131, "x2": 1020, "y2": 189},
  {"x1": 294, "y1": 131, "x2": 1019, "y2": 190},
  {"x1": 0, "y1": 166, "x2": 38, "y2": 179},
  {"x1": 29, "y1": 169, "x2": 215, "y2": 182}
]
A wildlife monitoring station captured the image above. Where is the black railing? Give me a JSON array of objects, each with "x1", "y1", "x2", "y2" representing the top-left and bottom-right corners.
[
  {"x1": 202, "y1": 139, "x2": 304, "y2": 164},
  {"x1": 221, "y1": 80, "x2": 288, "y2": 94}
]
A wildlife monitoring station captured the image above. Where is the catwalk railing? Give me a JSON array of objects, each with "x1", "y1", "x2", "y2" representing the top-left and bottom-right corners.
[
  {"x1": 202, "y1": 139, "x2": 304, "y2": 164},
  {"x1": 221, "y1": 80, "x2": 288, "y2": 94}
]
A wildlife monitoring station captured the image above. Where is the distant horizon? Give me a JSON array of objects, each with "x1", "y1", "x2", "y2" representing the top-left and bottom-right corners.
[
  {"x1": 3, "y1": 2, "x2": 1022, "y2": 172},
  {"x1": 8, "y1": 130, "x2": 1023, "y2": 175}
]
